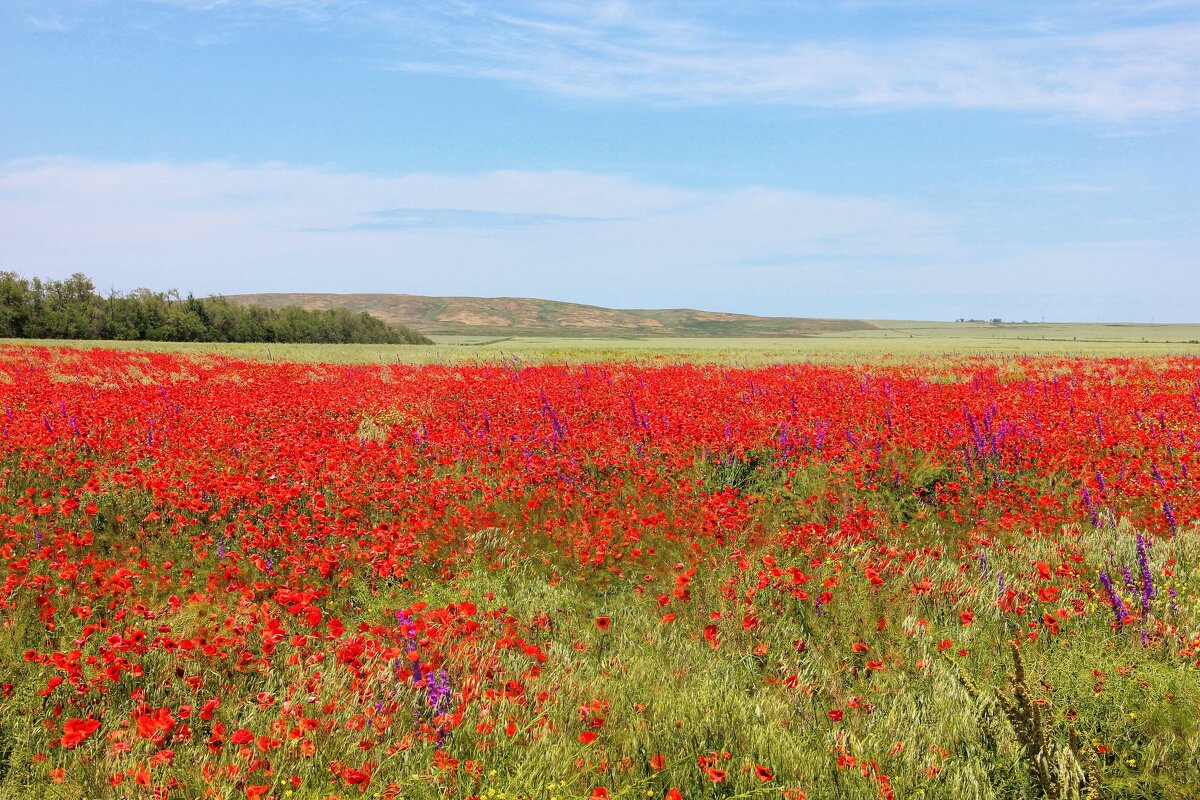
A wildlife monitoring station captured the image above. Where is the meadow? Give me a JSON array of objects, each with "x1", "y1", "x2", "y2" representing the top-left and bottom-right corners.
[
  {"x1": 0, "y1": 340, "x2": 1198, "y2": 800},
  {"x1": 5, "y1": 319, "x2": 1199, "y2": 366}
]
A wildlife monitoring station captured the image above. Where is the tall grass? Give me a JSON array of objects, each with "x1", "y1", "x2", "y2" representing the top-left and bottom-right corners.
[{"x1": 2, "y1": 456, "x2": 1195, "y2": 799}]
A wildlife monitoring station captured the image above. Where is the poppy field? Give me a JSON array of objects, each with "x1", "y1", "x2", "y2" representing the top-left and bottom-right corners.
[{"x1": 1, "y1": 345, "x2": 1198, "y2": 800}]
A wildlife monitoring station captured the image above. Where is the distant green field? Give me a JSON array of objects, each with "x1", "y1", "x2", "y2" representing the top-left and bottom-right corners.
[{"x1": 3, "y1": 320, "x2": 1197, "y2": 364}]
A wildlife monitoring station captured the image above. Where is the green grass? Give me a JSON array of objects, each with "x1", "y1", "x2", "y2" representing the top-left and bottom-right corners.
[
  {"x1": 4, "y1": 318, "x2": 1198, "y2": 366},
  {"x1": 4, "y1": 484, "x2": 1196, "y2": 800},
  {"x1": 1, "y1": 345, "x2": 1198, "y2": 799}
]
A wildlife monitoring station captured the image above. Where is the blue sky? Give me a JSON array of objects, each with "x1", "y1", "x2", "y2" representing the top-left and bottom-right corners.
[{"x1": 1, "y1": 1, "x2": 1197, "y2": 322}]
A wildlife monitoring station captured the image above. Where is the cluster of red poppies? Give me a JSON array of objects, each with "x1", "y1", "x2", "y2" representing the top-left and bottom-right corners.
[{"x1": 1, "y1": 346, "x2": 1196, "y2": 797}]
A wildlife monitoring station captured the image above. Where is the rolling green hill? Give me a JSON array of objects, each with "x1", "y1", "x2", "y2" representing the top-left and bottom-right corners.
[{"x1": 226, "y1": 293, "x2": 876, "y2": 338}]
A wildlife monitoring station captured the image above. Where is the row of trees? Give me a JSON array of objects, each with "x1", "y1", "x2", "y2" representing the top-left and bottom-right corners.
[{"x1": 0, "y1": 273, "x2": 431, "y2": 345}]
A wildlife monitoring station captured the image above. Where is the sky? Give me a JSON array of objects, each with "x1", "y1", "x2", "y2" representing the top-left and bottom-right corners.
[{"x1": 1, "y1": 1, "x2": 1198, "y2": 322}]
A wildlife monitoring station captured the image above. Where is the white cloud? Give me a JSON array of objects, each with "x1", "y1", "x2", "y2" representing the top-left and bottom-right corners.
[
  {"x1": 135, "y1": 0, "x2": 1200, "y2": 119},
  {"x1": 399, "y1": 19, "x2": 1199, "y2": 119},
  {"x1": 0, "y1": 157, "x2": 951, "y2": 304},
  {"x1": 1, "y1": 157, "x2": 1193, "y2": 321},
  {"x1": 143, "y1": 0, "x2": 341, "y2": 15},
  {"x1": 25, "y1": 12, "x2": 71, "y2": 31}
]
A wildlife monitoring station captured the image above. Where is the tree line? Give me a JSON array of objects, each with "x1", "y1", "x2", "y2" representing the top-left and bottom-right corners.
[{"x1": 0, "y1": 273, "x2": 431, "y2": 345}]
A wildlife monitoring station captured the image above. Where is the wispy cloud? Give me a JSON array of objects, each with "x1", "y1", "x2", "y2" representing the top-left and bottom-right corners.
[
  {"x1": 24, "y1": 11, "x2": 72, "y2": 31},
  {"x1": 0, "y1": 156, "x2": 954, "y2": 308},
  {"x1": 135, "y1": 0, "x2": 1200, "y2": 119},
  {"x1": 1, "y1": 157, "x2": 1193, "y2": 321},
  {"x1": 393, "y1": 10, "x2": 1199, "y2": 119},
  {"x1": 143, "y1": 0, "x2": 342, "y2": 17},
  {"x1": 1038, "y1": 183, "x2": 1116, "y2": 195},
  {"x1": 334, "y1": 208, "x2": 614, "y2": 232}
]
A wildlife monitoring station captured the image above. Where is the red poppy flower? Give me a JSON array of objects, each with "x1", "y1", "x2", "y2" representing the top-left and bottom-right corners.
[
  {"x1": 199, "y1": 698, "x2": 220, "y2": 721},
  {"x1": 60, "y1": 718, "x2": 100, "y2": 749},
  {"x1": 343, "y1": 769, "x2": 371, "y2": 786}
]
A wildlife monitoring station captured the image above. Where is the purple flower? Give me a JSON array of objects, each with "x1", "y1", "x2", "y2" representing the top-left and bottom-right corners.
[
  {"x1": 1121, "y1": 566, "x2": 1138, "y2": 598},
  {"x1": 1099, "y1": 570, "x2": 1129, "y2": 625},
  {"x1": 1136, "y1": 534, "x2": 1155, "y2": 615},
  {"x1": 429, "y1": 668, "x2": 452, "y2": 716},
  {"x1": 1151, "y1": 463, "x2": 1166, "y2": 489},
  {"x1": 1082, "y1": 486, "x2": 1100, "y2": 527},
  {"x1": 1163, "y1": 501, "x2": 1178, "y2": 534},
  {"x1": 545, "y1": 401, "x2": 566, "y2": 442}
]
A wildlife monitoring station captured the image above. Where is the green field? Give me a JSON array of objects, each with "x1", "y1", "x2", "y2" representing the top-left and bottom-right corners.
[{"x1": 4, "y1": 320, "x2": 1197, "y2": 364}]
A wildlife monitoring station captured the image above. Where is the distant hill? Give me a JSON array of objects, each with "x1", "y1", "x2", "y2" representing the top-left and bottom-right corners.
[{"x1": 226, "y1": 293, "x2": 876, "y2": 338}]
